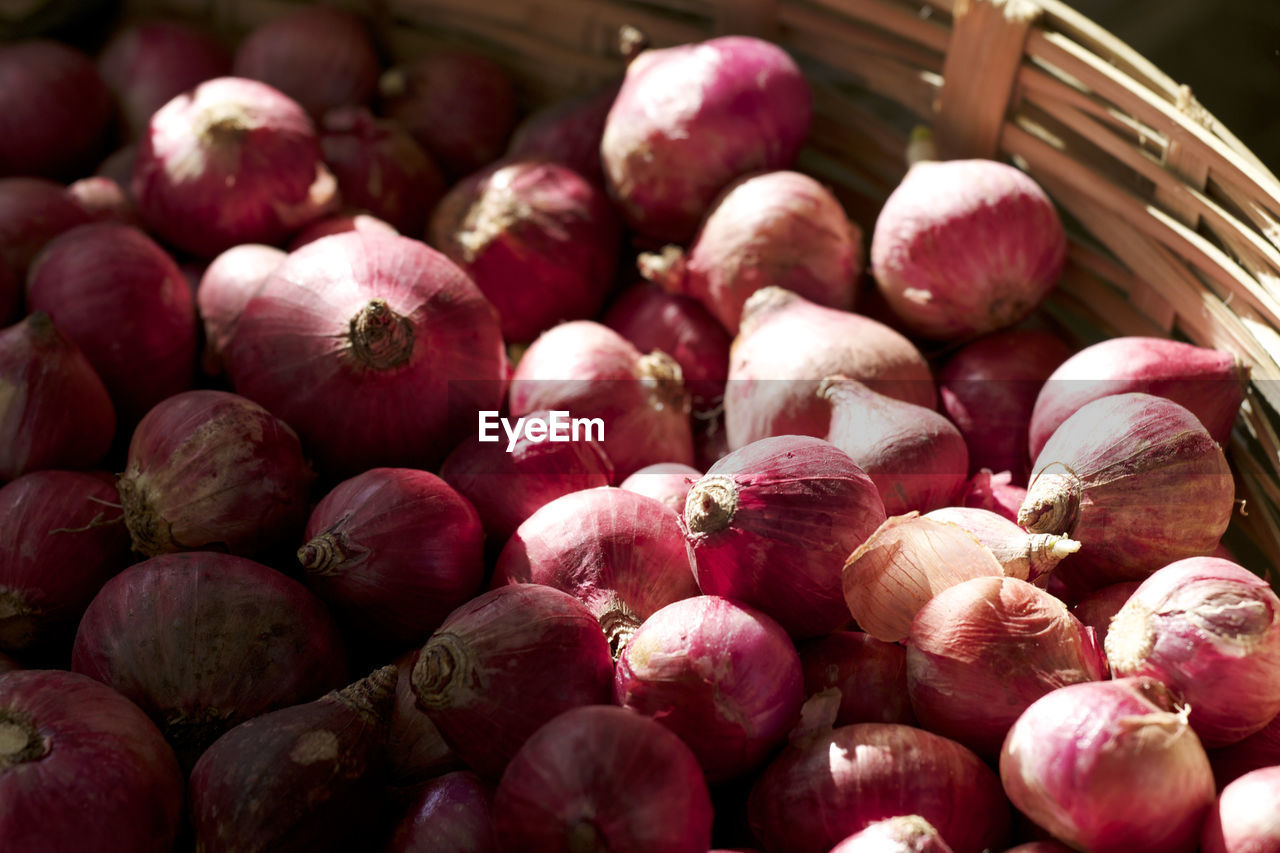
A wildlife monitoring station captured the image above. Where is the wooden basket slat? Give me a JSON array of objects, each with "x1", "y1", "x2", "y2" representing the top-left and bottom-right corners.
[
  {"x1": 778, "y1": 2, "x2": 945, "y2": 72},
  {"x1": 805, "y1": 0, "x2": 952, "y2": 55}
]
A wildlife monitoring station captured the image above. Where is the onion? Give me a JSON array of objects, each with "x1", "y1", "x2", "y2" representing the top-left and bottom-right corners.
[
  {"x1": 411, "y1": 584, "x2": 614, "y2": 779},
  {"x1": 508, "y1": 321, "x2": 694, "y2": 479},
  {"x1": 1019, "y1": 393, "x2": 1236, "y2": 589},
  {"x1": 389, "y1": 771, "x2": 497, "y2": 853},
  {"x1": 1069, "y1": 581, "x2": 1139, "y2": 651},
  {"x1": 26, "y1": 223, "x2": 197, "y2": 423},
  {"x1": 506, "y1": 84, "x2": 617, "y2": 186},
  {"x1": 725, "y1": 288, "x2": 935, "y2": 450},
  {"x1": 429, "y1": 159, "x2": 620, "y2": 343},
  {"x1": 829, "y1": 817, "x2": 956, "y2": 853},
  {"x1": 319, "y1": 106, "x2": 445, "y2": 236},
  {"x1": 117, "y1": 390, "x2": 311, "y2": 558},
  {"x1": 1000, "y1": 677, "x2": 1215, "y2": 853},
  {"x1": 386, "y1": 651, "x2": 459, "y2": 785},
  {"x1": 618, "y1": 462, "x2": 701, "y2": 514},
  {"x1": 196, "y1": 243, "x2": 286, "y2": 375},
  {"x1": 938, "y1": 329, "x2": 1073, "y2": 480},
  {"x1": 72, "y1": 551, "x2": 348, "y2": 769},
  {"x1": 907, "y1": 576, "x2": 1105, "y2": 759},
  {"x1": 227, "y1": 231, "x2": 507, "y2": 477},
  {"x1": 682, "y1": 435, "x2": 886, "y2": 638},
  {"x1": 190, "y1": 665, "x2": 395, "y2": 853},
  {"x1": 493, "y1": 487, "x2": 698, "y2": 656},
  {"x1": 601, "y1": 36, "x2": 811, "y2": 243},
  {"x1": 232, "y1": 6, "x2": 379, "y2": 118},
  {"x1": 287, "y1": 212, "x2": 397, "y2": 250},
  {"x1": 494, "y1": 705, "x2": 714, "y2": 852},
  {"x1": 65, "y1": 176, "x2": 138, "y2": 226},
  {"x1": 1105, "y1": 556, "x2": 1280, "y2": 746},
  {"x1": 869, "y1": 151, "x2": 1066, "y2": 339},
  {"x1": 0, "y1": 177, "x2": 92, "y2": 320},
  {"x1": 379, "y1": 51, "x2": 517, "y2": 179},
  {"x1": 297, "y1": 467, "x2": 485, "y2": 650},
  {"x1": 798, "y1": 631, "x2": 915, "y2": 726},
  {"x1": 1202, "y1": 766, "x2": 1280, "y2": 852},
  {"x1": 958, "y1": 468, "x2": 1026, "y2": 522},
  {"x1": 0, "y1": 40, "x2": 111, "y2": 179},
  {"x1": 440, "y1": 412, "x2": 614, "y2": 543},
  {"x1": 132, "y1": 76, "x2": 338, "y2": 258},
  {"x1": 0, "y1": 312, "x2": 115, "y2": 480},
  {"x1": 604, "y1": 282, "x2": 732, "y2": 415},
  {"x1": 1209, "y1": 713, "x2": 1280, "y2": 791},
  {"x1": 97, "y1": 19, "x2": 232, "y2": 139},
  {"x1": 748, "y1": 720, "x2": 1010, "y2": 853},
  {"x1": 639, "y1": 170, "x2": 861, "y2": 334},
  {"x1": 0, "y1": 669, "x2": 183, "y2": 853},
  {"x1": 822, "y1": 377, "x2": 969, "y2": 514},
  {"x1": 923, "y1": 506, "x2": 1079, "y2": 584}
]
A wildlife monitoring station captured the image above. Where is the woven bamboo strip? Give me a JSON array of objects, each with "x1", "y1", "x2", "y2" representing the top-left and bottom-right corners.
[
  {"x1": 777, "y1": 3, "x2": 944, "y2": 72},
  {"x1": 806, "y1": 0, "x2": 952, "y2": 55}
]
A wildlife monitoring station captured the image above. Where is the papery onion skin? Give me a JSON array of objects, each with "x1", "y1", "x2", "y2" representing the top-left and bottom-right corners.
[
  {"x1": 506, "y1": 84, "x2": 617, "y2": 186},
  {"x1": 0, "y1": 312, "x2": 115, "y2": 480},
  {"x1": 287, "y1": 212, "x2": 397, "y2": 250},
  {"x1": 828, "y1": 816, "x2": 956, "y2": 853},
  {"x1": 386, "y1": 651, "x2": 460, "y2": 786},
  {"x1": 196, "y1": 243, "x2": 286, "y2": 375},
  {"x1": 618, "y1": 462, "x2": 701, "y2": 514},
  {"x1": 870, "y1": 158, "x2": 1066, "y2": 340},
  {"x1": 923, "y1": 506, "x2": 1078, "y2": 584},
  {"x1": 958, "y1": 469, "x2": 1026, "y2": 522},
  {"x1": 725, "y1": 288, "x2": 935, "y2": 450},
  {"x1": 0, "y1": 669, "x2": 183, "y2": 853},
  {"x1": 798, "y1": 631, "x2": 915, "y2": 726},
  {"x1": 227, "y1": 231, "x2": 507, "y2": 477},
  {"x1": 493, "y1": 705, "x2": 714, "y2": 853},
  {"x1": 601, "y1": 36, "x2": 811, "y2": 244},
  {"x1": 682, "y1": 435, "x2": 887, "y2": 638},
  {"x1": 298, "y1": 467, "x2": 485, "y2": 651},
  {"x1": 388, "y1": 770, "x2": 497, "y2": 853},
  {"x1": 71, "y1": 552, "x2": 348, "y2": 770},
  {"x1": 1105, "y1": 557, "x2": 1280, "y2": 747},
  {"x1": 411, "y1": 584, "x2": 615, "y2": 780},
  {"x1": 1201, "y1": 766, "x2": 1280, "y2": 853},
  {"x1": 614, "y1": 595, "x2": 804, "y2": 781},
  {"x1": 748, "y1": 722, "x2": 1010, "y2": 853},
  {"x1": 1070, "y1": 581, "x2": 1140, "y2": 651},
  {"x1": 1000, "y1": 677, "x2": 1215, "y2": 853},
  {"x1": 0, "y1": 471, "x2": 131, "y2": 652}
]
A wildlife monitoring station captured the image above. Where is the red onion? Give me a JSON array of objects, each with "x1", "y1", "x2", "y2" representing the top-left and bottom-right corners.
[
  {"x1": 196, "y1": 243, "x2": 286, "y2": 375},
  {"x1": 429, "y1": 159, "x2": 620, "y2": 343},
  {"x1": 0, "y1": 177, "x2": 93, "y2": 316},
  {"x1": 389, "y1": 771, "x2": 497, "y2": 853},
  {"x1": 26, "y1": 223, "x2": 196, "y2": 423},
  {"x1": 870, "y1": 151, "x2": 1066, "y2": 339},
  {"x1": 0, "y1": 471, "x2": 131, "y2": 651},
  {"x1": 1028, "y1": 336, "x2": 1247, "y2": 460},
  {"x1": 0, "y1": 312, "x2": 115, "y2": 480},
  {"x1": 319, "y1": 106, "x2": 445, "y2": 236},
  {"x1": 822, "y1": 377, "x2": 969, "y2": 514},
  {"x1": 0, "y1": 669, "x2": 183, "y2": 852},
  {"x1": 829, "y1": 817, "x2": 956, "y2": 853},
  {"x1": 1000, "y1": 677, "x2": 1215, "y2": 853},
  {"x1": 640, "y1": 170, "x2": 861, "y2": 333},
  {"x1": 506, "y1": 84, "x2": 618, "y2": 185},
  {"x1": 618, "y1": 462, "x2": 701, "y2": 514},
  {"x1": 190, "y1": 666, "x2": 395, "y2": 853},
  {"x1": 0, "y1": 40, "x2": 111, "y2": 179},
  {"x1": 132, "y1": 76, "x2": 338, "y2": 258},
  {"x1": 923, "y1": 506, "x2": 1079, "y2": 584},
  {"x1": 493, "y1": 487, "x2": 698, "y2": 656},
  {"x1": 508, "y1": 320, "x2": 694, "y2": 479},
  {"x1": 1105, "y1": 556, "x2": 1280, "y2": 746},
  {"x1": 601, "y1": 36, "x2": 811, "y2": 243},
  {"x1": 440, "y1": 411, "x2": 614, "y2": 542},
  {"x1": 725, "y1": 288, "x2": 935, "y2": 450},
  {"x1": 117, "y1": 390, "x2": 311, "y2": 558},
  {"x1": 798, "y1": 631, "x2": 915, "y2": 726},
  {"x1": 65, "y1": 176, "x2": 139, "y2": 226},
  {"x1": 748, "y1": 721, "x2": 1010, "y2": 853},
  {"x1": 682, "y1": 435, "x2": 886, "y2": 638},
  {"x1": 1201, "y1": 766, "x2": 1280, "y2": 853},
  {"x1": 232, "y1": 6, "x2": 379, "y2": 118},
  {"x1": 494, "y1": 705, "x2": 714, "y2": 852},
  {"x1": 1209, "y1": 713, "x2": 1280, "y2": 790},
  {"x1": 387, "y1": 651, "x2": 459, "y2": 785},
  {"x1": 907, "y1": 576, "x2": 1105, "y2": 759},
  {"x1": 411, "y1": 584, "x2": 614, "y2": 779},
  {"x1": 379, "y1": 51, "x2": 517, "y2": 179},
  {"x1": 298, "y1": 467, "x2": 485, "y2": 650},
  {"x1": 604, "y1": 282, "x2": 732, "y2": 415},
  {"x1": 72, "y1": 551, "x2": 348, "y2": 769},
  {"x1": 958, "y1": 468, "x2": 1026, "y2": 522},
  {"x1": 227, "y1": 231, "x2": 507, "y2": 476},
  {"x1": 287, "y1": 212, "x2": 397, "y2": 249},
  {"x1": 97, "y1": 19, "x2": 232, "y2": 139},
  {"x1": 1070, "y1": 581, "x2": 1139, "y2": 651},
  {"x1": 938, "y1": 329, "x2": 1073, "y2": 480}
]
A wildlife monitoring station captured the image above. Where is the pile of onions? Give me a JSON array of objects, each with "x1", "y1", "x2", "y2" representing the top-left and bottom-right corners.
[
  {"x1": 71, "y1": 552, "x2": 348, "y2": 768},
  {"x1": 798, "y1": 631, "x2": 915, "y2": 726},
  {"x1": 297, "y1": 467, "x2": 485, "y2": 650},
  {"x1": 226, "y1": 231, "x2": 507, "y2": 476},
  {"x1": 1201, "y1": 767, "x2": 1280, "y2": 853},
  {"x1": 1001, "y1": 677, "x2": 1215, "y2": 853},
  {"x1": 505, "y1": 83, "x2": 617, "y2": 185},
  {"x1": 0, "y1": 669, "x2": 183, "y2": 852},
  {"x1": 388, "y1": 771, "x2": 497, "y2": 853},
  {"x1": 196, "y1": 243, "x2": 286, "y2": 375},
  {"x1": 618, "y1": 462, "x2": 701, "y2": 514},
  {"x1": 0, "y1": 312, "x2": 115, "y2": 479},
  {"x1": 493, "y1": 705, "x2": 714, "y2": 852},
  {"x1": 682, "y1": 435, "x2": 886, "y2": 638}
]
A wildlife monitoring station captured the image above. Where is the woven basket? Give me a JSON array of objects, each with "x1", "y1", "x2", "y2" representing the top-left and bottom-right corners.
[{"x1": 123, "y1": 0, "x2": 1280, "y2": 574}]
